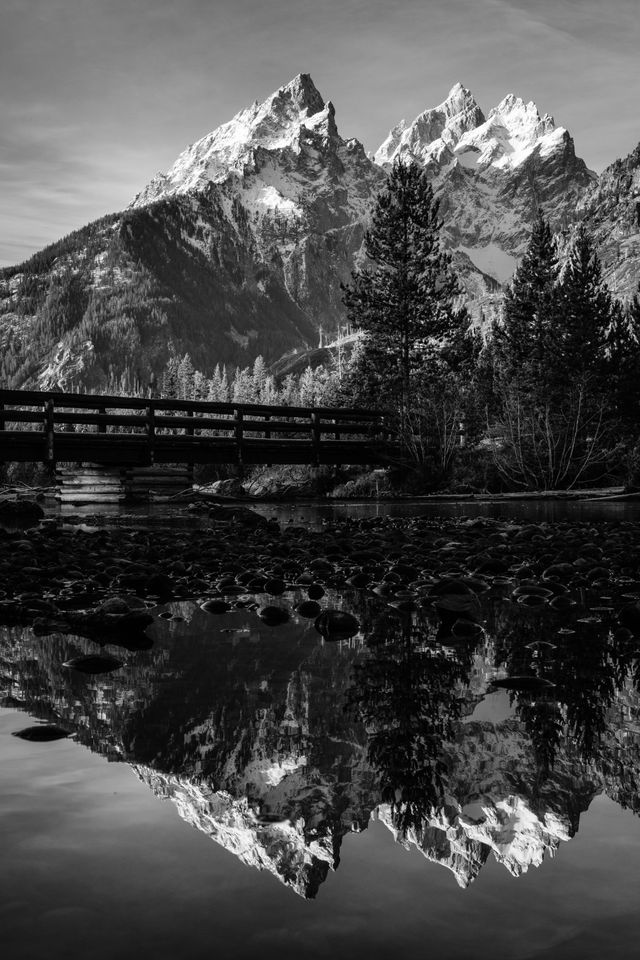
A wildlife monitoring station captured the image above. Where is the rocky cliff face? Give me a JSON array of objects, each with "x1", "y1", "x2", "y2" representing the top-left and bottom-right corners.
[
  {"x1": 131, "y1": 74, "x2": 385, "y2": 333},
  {"x1": 579, "y1": 142, "x2": 640, "y2": 296},
  {"x1": 0, "y1": 74, "x2": 637, "y2": 390},
  {"x1": 375, "y1": 83, "x2": 596, "y2": 290}
]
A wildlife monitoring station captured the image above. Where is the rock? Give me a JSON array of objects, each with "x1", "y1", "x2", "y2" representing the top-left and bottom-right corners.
[
  {"x1": 12, "y1": 724, "x2": 70, "y2": 742},
  {"x1": 200, "y1": 598, "x2": 231, "y2": 614},
  {"x1": 146, "y1": 573, "x2": 173, "y2": 597},
  {"x1": 307, "y1": 583, "x2": 325, "y2": 600},
  {"x1": 0, "y1": 500, "x2": 45, "y2": 524},
  {"x1": 619, "y1": 603, "x2": 640, "y2": 634},
  {"x1": 431, "y1": 580, "x2": 482, "y2": 622},
  {"x1": 346, "y1": 572, "x2": 370, "y2": 588},
  {"x1": 474, "y1": 558, "x2": 510, "y2": 576},
  {"x1": 99, "y1": 596, "x2": 138, "y2": 614},
  {"x1": 512, "y1": 585, "x2": 553, "y2": 599},
  {"x1": 517, "y1": 594, "x2": 549, "y2": 607},
  {"x1": 314, "y1": 609, "x2": 360, "y2": 639},
  {"x1": 264, "y1": 578, "x2": 286, "y2": 596},
  {"x1": 198, "y1": 479, "x2": 246, "y2": 498},
  {"x1": 296, "y1": 600, "x2": 322, "y2": 619},
  {"x1": 257, "y1": 605, "x2": 290, "y2": 625},
  {"x1": 63, "y1": 654, "x2": 123, "y2": 674},
  {"x1": 549, "y1": 593, "x2": 576, "y2": 610},
  {"x1": 451, "y1": 619, "x2": 484, "y2": 639}
]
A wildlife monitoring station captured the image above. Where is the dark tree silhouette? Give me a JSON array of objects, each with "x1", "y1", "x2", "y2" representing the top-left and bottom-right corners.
[{"x1": 342, "y1": 159, "x2": 468, "y2": 422}]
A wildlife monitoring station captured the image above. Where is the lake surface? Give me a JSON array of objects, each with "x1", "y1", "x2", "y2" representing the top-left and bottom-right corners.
[{"x1": 3, "y1": 502, "x2": 640, "y2": 959}]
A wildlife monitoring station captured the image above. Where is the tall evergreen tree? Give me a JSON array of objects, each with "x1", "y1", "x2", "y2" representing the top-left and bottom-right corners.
[
  {"x1": 177, "y1": 353, "x2": 196, "y2": 399},
  {"x1": 489, "y1": 221, "x2": 618, "y2": 490},
  {"x1": 251, "y1": 356, "x2": 268, "y2": 400},
  {"x1": 555, "y1": 225, "x2": 612, "y2": 386},
  {"x1": 606, "y1": 285, "x2": 640, "y2": 435},
  {"x1": 492, "y1": 213, "x2": 559, "y2": 393},
  {"x1": 342, "y1": 159, "x2": 467, "y2": 420}
]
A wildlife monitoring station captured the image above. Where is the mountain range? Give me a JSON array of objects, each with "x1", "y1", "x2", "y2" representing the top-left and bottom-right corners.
[{"x1": 1, "y1": 74, "x2": 639, "y2": 391}]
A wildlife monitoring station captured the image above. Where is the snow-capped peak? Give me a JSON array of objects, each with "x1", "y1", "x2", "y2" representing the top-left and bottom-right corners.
[
  {"x1": 451, "y1": 93, "x2": 562, "y2": 172},
  {"x1": 489, "y1": 94, "x2": 556, "y2": 145},
  {"x1": 375, "y1": 85, "x2": 570, "y2": 174},
  {"x1": 445, "y1": 81, "x2": 481, "y2": 113},
  {"x1": 375, "y1": 81, "x2": 484, "y2": 167},
  {"x1": 131, "y1": 74, "x2": 339, "y2": 207}
]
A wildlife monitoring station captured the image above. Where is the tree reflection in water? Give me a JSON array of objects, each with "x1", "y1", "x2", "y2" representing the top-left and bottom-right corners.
[
  {"x1": 485, "y1": 593, "x2": 640, "y2": 781},
  {"x1": 348, "y1": 608, "x2": 473, "y2": 837}
]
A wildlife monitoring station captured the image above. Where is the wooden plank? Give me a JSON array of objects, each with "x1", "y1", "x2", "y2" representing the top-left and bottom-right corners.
[
  {"x1": 57, "y1": 495, "x2": 126, "y2": 504},
  {"x1": 153, "y1": 414, "x2": 235, "y2": 431},
  {"x1": 0, "y1": 410, "x2": 46, "y2": 425},
  {"x1": 0, "y1": 387, "x2": 385, "y2": 420},
  {"x1": 58, "y1": 484, "x2": 124, "y2": 494},
  {"x1": 53, "y1": 411, "x2": 148, "y2": 428}
]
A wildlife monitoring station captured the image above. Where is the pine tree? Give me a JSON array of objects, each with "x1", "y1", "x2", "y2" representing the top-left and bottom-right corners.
[
  {"x1": 493, "y1": 213, "x2": 559, "y2": 393},
  {"x1": 606, "y1": 286, "x2": 640, "y2": 435},
  {"x1": 298, "y1": 366, "x2": 316, "y2": 406},
  {"x1": 177, "y1": 353, "x2": 195, "y2": 399},
  {"x1": 232, "y1": 366, "x2": 254, "y2": 403},
  {"x1": 489, "y1": 222, "x2": 617, "y2": 490},
  {"x1": 280, "y1": 373, "x2": 298, "y2": 406},
  {"x1": 555, "y1": 226, "x2": 612, "y2": 387},
  {"x1": 342, "y1": 159, "x2": 466, "y2": 419},
  {"x1": 162, "y1": 358, "x2": 180, "y2": 398},
  {"x1": 251, "y1": 356, "x2": 268, "y2": 401}
]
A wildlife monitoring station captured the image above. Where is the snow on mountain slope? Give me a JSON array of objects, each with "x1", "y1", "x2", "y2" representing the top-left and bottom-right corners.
[
  {"x1": 376, "y1": 83, "x2": 596, "y2": 263},
  {"x1": 132, "y1": 73, "x2": 385, "y2": 332}
]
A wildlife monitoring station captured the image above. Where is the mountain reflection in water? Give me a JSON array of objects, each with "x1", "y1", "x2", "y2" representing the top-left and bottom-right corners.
[{"x1": 2, "y1": 573, "x2": 640, "y2": 899}]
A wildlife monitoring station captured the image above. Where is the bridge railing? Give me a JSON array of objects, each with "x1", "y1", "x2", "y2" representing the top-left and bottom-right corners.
[{"x1": 0, "y1": 388, "x2": 392, "y2": 466}]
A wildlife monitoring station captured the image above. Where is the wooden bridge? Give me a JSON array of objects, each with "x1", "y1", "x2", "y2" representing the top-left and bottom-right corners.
[{"x1": 0, "y1": 388, "x2": 397, "y2": 469}]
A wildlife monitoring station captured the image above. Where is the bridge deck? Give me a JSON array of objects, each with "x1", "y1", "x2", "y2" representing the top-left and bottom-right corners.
[{"x1": 0, "y1": 388, "x2": 398, "y2": 467}]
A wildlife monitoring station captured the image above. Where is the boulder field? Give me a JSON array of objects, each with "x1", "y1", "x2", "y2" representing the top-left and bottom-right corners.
[{"x1": 1, "y1": 503, "x2": 640, "y2": 646}]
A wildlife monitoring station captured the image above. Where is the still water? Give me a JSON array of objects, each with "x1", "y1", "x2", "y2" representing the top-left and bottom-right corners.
[{"x1": 3, "y1": 503, "x2": 640, "y2": 959}]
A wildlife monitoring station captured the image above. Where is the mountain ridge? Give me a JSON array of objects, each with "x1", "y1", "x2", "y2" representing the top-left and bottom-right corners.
[{"x1": 0, "y1": 73, "x2": 638, "y2": 391}]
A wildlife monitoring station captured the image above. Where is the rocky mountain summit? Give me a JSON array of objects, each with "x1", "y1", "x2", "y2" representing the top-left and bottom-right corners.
[
  {"x1": 131, "y1": 74, "x2": 384, "y2": 332},
  {"x1": 0, "y1": 74, "x2": 637, "y2": 390},
  {"x1": 376, "y1": 83, "x2": 596, "y2": 287}
]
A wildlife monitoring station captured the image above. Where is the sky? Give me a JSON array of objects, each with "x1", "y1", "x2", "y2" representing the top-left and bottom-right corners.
[{"x1": 1, "y1": 0, "x2": 639, "y2": 267}]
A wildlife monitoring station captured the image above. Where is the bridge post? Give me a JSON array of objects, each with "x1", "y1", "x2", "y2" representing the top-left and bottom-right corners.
[
  {"x1": 264, "y1": 414, "x2": 272, "y2": 468},
  {"x1": 186, "y1": 408, "x2": 194, "y2": 485},
  {"x1": 234, "y1": 407, "x2": 244, "y2": 476},
  {"x1": 146, "y1": 401, "x2": 155, "y2": 466},
  {"x1": 44, "y1": 399, "x2": 55, "y2": 467},
  {"x1": 311, "y1": 411, "x2": 321, "y2": 466},
  {"x1": 98, "y1": 406, "x2": 107, "y2": 433}
]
